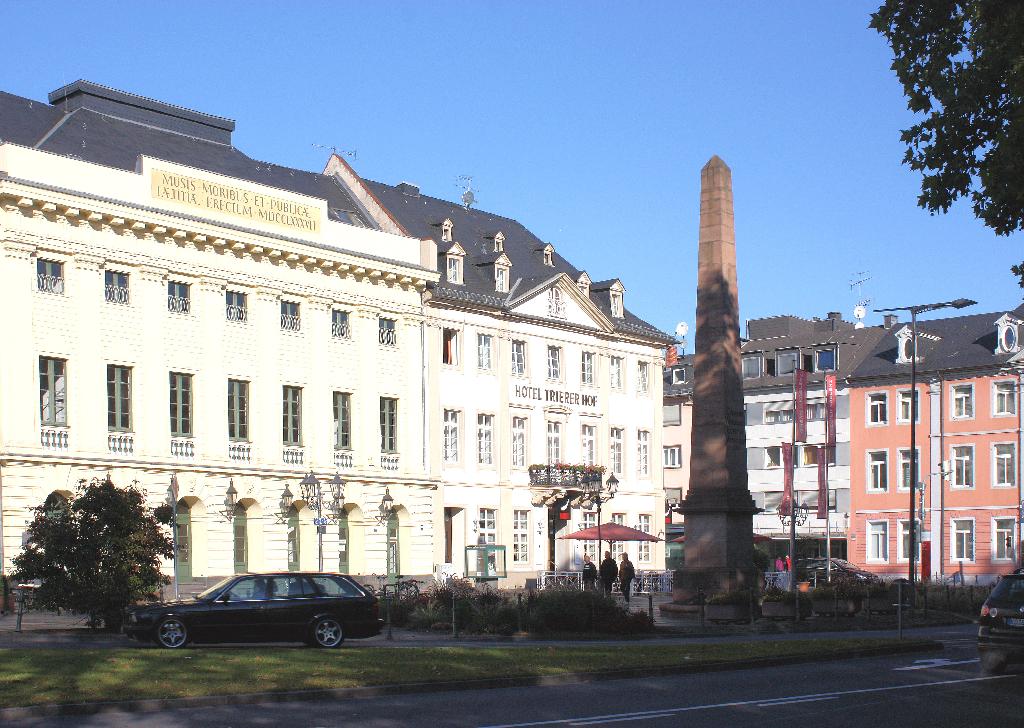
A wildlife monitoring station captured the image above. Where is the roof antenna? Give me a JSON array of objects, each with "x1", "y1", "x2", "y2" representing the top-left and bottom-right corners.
[
  {"x1": 849, "y1": 271, "x2": 872, "y2": 329},
  {"x1": 312, "y1": 143, "x2": 357, "y2": 161},
  {"x1": 456, "y1": 175, "x2": 476, "y2": 209}
]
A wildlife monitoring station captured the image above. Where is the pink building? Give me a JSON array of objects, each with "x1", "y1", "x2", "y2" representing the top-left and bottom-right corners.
[{"x1": 662, "y1": 357, "x2": 692, "y2": 569}]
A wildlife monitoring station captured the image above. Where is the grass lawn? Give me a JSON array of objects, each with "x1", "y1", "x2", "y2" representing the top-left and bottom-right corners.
[{"x1": 0, "y1": 638, "x2": 933, "y2": 709}]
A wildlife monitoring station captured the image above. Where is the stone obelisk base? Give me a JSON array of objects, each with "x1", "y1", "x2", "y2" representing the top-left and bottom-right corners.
[{"x1": 672, "y1": 489, "x2": 758, "y2": 600}]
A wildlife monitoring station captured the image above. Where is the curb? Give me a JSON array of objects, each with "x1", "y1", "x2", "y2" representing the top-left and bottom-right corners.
[{"x1": 0, "y1": 640, "x2": 942, "y2": 720}]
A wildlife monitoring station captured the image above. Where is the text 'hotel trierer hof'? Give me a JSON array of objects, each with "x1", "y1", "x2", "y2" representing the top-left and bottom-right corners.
[{"x1": 151, "y1": 169, "x2": 321, "y2": 234}]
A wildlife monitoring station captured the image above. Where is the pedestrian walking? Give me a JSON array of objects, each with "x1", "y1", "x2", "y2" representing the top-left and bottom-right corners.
[
  {"x1": 581, "y1": 553, "x2": 598, "y2": 590},
  {"x1": 619, "y1": 552, "x2": 636, "y2": 605},
  {"x1": 599, "y1": 551, "x2": 618, "y2": 595},
  {"x1": 774, "y1": 557, "x2": 785, "y2": 572}
]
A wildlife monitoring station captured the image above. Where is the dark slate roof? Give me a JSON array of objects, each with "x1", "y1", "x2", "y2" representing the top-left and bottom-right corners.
[
  {"x1": 664, "y1": 355, "x2": 695, "y2": 397},
  {"x1": 0, "y1": 81, "x2": 373, "y2": 228},
  {"x1": 363, "y1": 179, "x2": 672, "y2": 343},
  {"x1": 746, "y1": 314, "x2": 855, "y2": 341},
  {"x1": 850, "y1": 305, "x2": 1024, "y2": 380}
]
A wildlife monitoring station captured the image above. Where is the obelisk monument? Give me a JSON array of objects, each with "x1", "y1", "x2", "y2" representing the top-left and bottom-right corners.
[{"x1": 676, "y1": 156, "x2": 756, "y2": 596}]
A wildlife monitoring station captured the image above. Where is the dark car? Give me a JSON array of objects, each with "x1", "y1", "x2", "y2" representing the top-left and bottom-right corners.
[
  {"x1": 125, "y1": 572, "x2": 381, "y2": 648},
  {"x1": 978, "y1": 573, "x2": 1024, "y2": 674},
  {"x1": 799, "y1": 558, "x2": 880, "y2": 584}
]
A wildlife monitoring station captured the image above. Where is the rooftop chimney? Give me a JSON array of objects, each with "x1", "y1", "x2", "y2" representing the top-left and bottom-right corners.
[
  {"x1": 884, "y1": 314, "x2": 899, "y2": 329},
  {"x1": 396, "y1": 182, "x2": 420, "y2": 197},
  {"x1": 827, "y1": 311, "x2": 842, "y2": 321}
]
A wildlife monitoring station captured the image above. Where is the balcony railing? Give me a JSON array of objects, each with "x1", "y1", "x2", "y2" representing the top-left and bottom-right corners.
[
  {"x1": 228, "y1": 442, "x2": 251, "y2": 463},
  {"x1": 37, "y1": 274, "x2": 65, "y2": 295},
  {"x1": 283, "y1": 446, "x2": 304, "y2": 465},
  {"x1": 379, "y1": 327, "x2": 397, "y2": 347},
  {"x1": 281, "y1": 313, "x2": 302, "y2": 332},
  {"x1": 40, "y1": 427, "x2": 69, "y2": 450},
  {"x1": 167, "y1": 295, "x2": 191, "y2": 314},
  {"x1": 528, "y1": 463, "x2": 606, "y2": 487},
  {"x1": 380, "y1": 453, "x2": 399, "y2": 471},
  {"x1": 108, "y1": 432, "x2": 134, "y2": 455},
  {"x1": 170, "y1": 438, "x2": 195, "y2": 459},
  {"x1": 331, "y1": 321, "x2": 350, "y2": 339},
  {"x1": 226, "y1": 304, "x2": 248, "y2": 323},
  {"x1": 104, "y1": 285, "x2": 130, "y2": 305},
  {"x1": 334, "y1": 450, "x2": 354, "y2": 469}
]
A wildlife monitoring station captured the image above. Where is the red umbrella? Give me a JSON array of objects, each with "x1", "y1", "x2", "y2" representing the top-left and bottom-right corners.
[{"x1": 560, "y1": 523, "x2": 662, "y2": 543}]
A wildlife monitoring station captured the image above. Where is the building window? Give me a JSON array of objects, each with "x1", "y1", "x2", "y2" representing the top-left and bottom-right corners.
[
  {"x1": 994, "y1": 443, "x2": 1016, "y2": 487},
  {"x1": 331, "y1": 309, "x2": 350, "y2": 339},
  {"x1": 951, "y1": 384, "x2": 974, "y2": 419},
  {"x1": 282, "y1": 385, "x2": 301, "y2": 446},
  {"x1": 867, "y1": 521, "x2": 888, "y2": 562},
  {"x1": 443, "y1": 410, "x2": 460, "y2": 463},
  {"x1": 478, "y1": 508, "x2": 497, "y2": 545},
  {"x1": 765, "y1": 446, "x2": 782, "y2": 468},
  {"x1": 867, "y1": 450, "x2": 888, "y2": 491},
  {"x1": 170, "y1": 372, "x2": 193, "y2": 438},
  {"x1": 898, "y1": 520, "x2": 920, "y2": 562},
  {"x1": 764, "y1": 405, "x2": 794, "y2": 424},
  {"x1": 104, "y1": 270, "x2": 130, "y2": 305},
  {"x1": 663, "y1": 403, "x2": 681, "y2": 425},
  {"x1": 442, "y1": 328, "x2": 459, "y2": 366},
  {"x1": 548, "y1": 288, "x2": 566, "y2": 318},
  {"x1": 638, "y1": 515, "x2": 651, "y2": 562},
  {"x1": 664, "y1": 446, "x2": 682, "y2": 468},
  {"x1": 610, "y1": 428, "x2": 624, "y2": 475},
  {"x1": 167, "y1": 281, "x2": 190, "y2": 314},
  {"x1": 868, "y1": 392, "x2": 888, "y2": 425},
  {"x1": 513, "y1": 510, "x2": 529, "y2": 564},
  {"x1": 610, "y1": 514, "x2": 626, "y2": 558},
  {"x1": 610, "y1": 356, "x2": 623, "y2": 389},
  {"x1": 280, "y1": 300, "x2": 301, "y2": 332},
  {"x1": 39, "y1": 357, "x2": 67, "y2": 427},
  {"x1": 581, "y1": 425, "x2": 596, "y2": 466},
  {"x1": 333, "y1": 392, "x2": 351, "y2": 450},
  {"x1": 379, "y1": 317, "x2": 397, "y2": 347},
  {"x1": 493, "y1": 233, "x2": 504, "y2": 253},
  {"x1": 546, "y1": 421, "x2": 561, "y2": 463},
  {"x1": 742, "y1": 356, "x2": 761, "y2": 379},
  {"x1": 994, "y1": 518, "x2": 1016, "y2": 561},
  {"x1": 511, "y1": 416, "x2": 527, "y2": 467},
  {"x1": 897, "y1": 332, "x2": 916, "y2": 363},
  {"x1": 953, "y1": 519, "x2": 975, "y2": 561},
  {"x1": 994, "y1": 381, "x2": 1017, "y2": 416},
  {"x1": 581, "y1": 352, "x2": 595, "y2": 386},
  {"x1": 478, "y1": 414, "x2": 494, "y2": 465},
  {"x1": 543, "y1": 246, "x2": 553, "y2": 267},
  {"x1": 511, "y1": 340, "x2": 527, "y2": 376},
  {"x1": 897, "y1": 390, "x2": 919, "y2": 423},
  {"x1": 952, "y1": 445, "x2": 974, "y2": 488},
  {"x1": 672, "y1": 368, "x2": 687, "y2": 385},
  {"x1": 441, "y1": 219, "x2": 453, "y2": 243},
  {"x1": 446, "y1": 255, "x2": 462, "y2": 285},
  {"x1": 776, "y1": 351, "x2": 798, "y2": 376},
  {"x1": 581, "y1": 511, "x2": 598, "y2": 558},
  {"x1": 898, "y1": 448, "x2": 919, "y2": 491},
  {"x1": 37, "y1": 259, "x2": 65, "y2": 294},
  {"x1": 495, "y1": 266, "x2": 508, "y2": 293},
  {"x1": 380, "y1": 397, "x2": 398, "y2": 453},
  {"x1": 547, "y1": 345, "x2": 561, "y2": 381},
  {"x1": 637, "y1": 430, "x2": 650, "y2": 477},
  {"x1": 610, "y1": 291, "x2": 623, "y2": 318},
  {"x1": 286, "y1": 506, "x2": 300, "y2": 572},
  {"x1": 227, "y1": 379, "x2": 249, "y2": 441},
  {"x1": 226, "y1": 290, "x2": 247, "y2": 322},
  {"x1": 107, "y1": 365, "x2": 131, "y2": 431},
  {"x1": 816, "y1": 348, "x2": 836, "y2": 371},
  {"x1": 233, "y1": 504, "x2": 248, "y2": 573},
  {"x1": 637, "y1": 361, "x2": 650, "y2": 394},
  {"x1": 477, "y1": 334, "x2": 493, "y2": 371}
]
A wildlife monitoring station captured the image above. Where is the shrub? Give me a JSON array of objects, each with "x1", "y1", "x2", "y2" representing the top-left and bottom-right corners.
[
  {"x1": 762, "y1": 588, "x2": 798, "y2": 604},
  {"x1": 706, "y1": 589, "x2": 753, "y2": 606},
  {"x1": 811, "y1": 584, "x2": 835, "y2": 600},
  {"x1": 867, "y1": 582, "x2": 892, "y2": 598}
]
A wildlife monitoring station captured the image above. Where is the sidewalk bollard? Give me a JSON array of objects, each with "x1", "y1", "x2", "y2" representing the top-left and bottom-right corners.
[
  {"x1": 517, "y1": 593, "x2": 523, "y2": 633},
  {"x1": 648, "y1": 593, "x2": 653, "y2": 622},
  {"x1": 896, "y1": 580, "x2": 903, "y2": 641},
  {"x1": 385, "y1": 592, "x2": 393, "y2": 641},
  {"x1": 452, "y1": 589, "x2": 458, "y2": 638},
  {"x1": 698, "y1": 588, "x2": 706, "y2": 630},
  {"x1": 14, "y1": 589, "x2": 25, "y2": 633}
]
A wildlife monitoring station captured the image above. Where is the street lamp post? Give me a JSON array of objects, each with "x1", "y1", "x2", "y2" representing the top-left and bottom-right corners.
[
  {"x1": 299, "y1": 471, "x2": 346, "y2": 572},
  {"x1": 875, "y1": 298, "x2": 975, "y2": 596},
  {"x1": 582, "y1": 473, "x2": 618, "y2": 555}
]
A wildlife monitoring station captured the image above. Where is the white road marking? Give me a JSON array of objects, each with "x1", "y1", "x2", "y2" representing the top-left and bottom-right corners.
[
  {"x1": 893, "y1": 658, "x2": 980, "y2": 671},
  {"x1": 755, "y1": 696, "x2": 839, "y2": 707},
  {"x1": 477, "y1": 675, "x2": 1015, "y2": 728}
]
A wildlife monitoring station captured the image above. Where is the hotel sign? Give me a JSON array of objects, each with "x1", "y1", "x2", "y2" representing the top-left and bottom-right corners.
[
  {"x1": 150, "y1": 169, "x2": 322, "y2": 234},
  {"x1": 512, "y1": 384, "x2": 598, "y2": 409}
]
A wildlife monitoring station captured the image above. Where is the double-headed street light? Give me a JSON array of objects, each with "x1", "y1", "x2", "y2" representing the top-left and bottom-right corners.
[
  {"x1": 581, "y1": 473, "x2": 619, "y2": 554},
  {"x1": 299, "y1": 471, "x2": 346, "y2": 571},
  {"x1": 875, "y1": 297, "x2": 975, "y2": 595}
]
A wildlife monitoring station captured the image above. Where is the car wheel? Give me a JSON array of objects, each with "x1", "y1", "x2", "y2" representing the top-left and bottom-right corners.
[
  {"x1": 312, "y1": 617, "x2": 344, "y2": 648},
  {"x1": 155, "y1": 617, "x2": 189, "y2": 649},
  {"x1": 980, "y1": 652, "x2": 1007, "y2": 675}
]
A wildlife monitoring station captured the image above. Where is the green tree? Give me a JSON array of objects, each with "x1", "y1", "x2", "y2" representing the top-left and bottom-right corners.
[
  {"x1": 12, "y1": 476, "x2": 173, "y2": 630},
  {"x1": 870, "y1": 2, "x2": 1024, "y2": 280}
]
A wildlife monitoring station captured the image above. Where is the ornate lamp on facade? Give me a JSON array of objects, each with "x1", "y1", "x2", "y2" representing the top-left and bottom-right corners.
[
  {"x1": 376, "y1": 487, "x2": 395, "y2": 525},
  {"x1": 277, "y1": 484, "x2": 294, "y2": 523},
  {"x1": 220, "y1": 479, "x2": 238, "y2": 521}
]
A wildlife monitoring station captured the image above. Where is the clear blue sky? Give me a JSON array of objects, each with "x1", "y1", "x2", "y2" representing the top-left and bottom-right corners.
[{"x1": 5, "y1": 2, "x2": 1020, "y2": 346}]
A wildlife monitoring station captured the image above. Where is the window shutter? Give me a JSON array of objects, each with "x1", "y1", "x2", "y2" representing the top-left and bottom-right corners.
[
  {"x1": 746, "y1": 447, "x2": 763, "y2": 470},
  {"x1": 836, "y1": 394, "x2": 850, "y2": 419},
  {"x1": 745, "y1": 402, "x2": 763, "y2": 426}
]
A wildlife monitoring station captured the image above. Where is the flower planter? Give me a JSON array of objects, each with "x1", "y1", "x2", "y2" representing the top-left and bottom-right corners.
[
  {"x1": 812, "y1": 597, "x2": 861, "y2": 617},
  {"x1": 760, "y1": 600, "x2": 808, "y2": 619},
  {"x1": 705, "y1": 604, "x2": 752, "y2": 624}
]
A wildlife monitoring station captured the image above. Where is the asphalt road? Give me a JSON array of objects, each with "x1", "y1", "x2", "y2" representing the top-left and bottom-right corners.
[{"x1": 9, "y1": 627, "x2": 1020, "y2": 727}]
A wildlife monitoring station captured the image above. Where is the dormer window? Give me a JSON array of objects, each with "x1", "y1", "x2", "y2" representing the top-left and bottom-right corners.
[
  {"x1": 610, "y1": 291, "x2": 623, "y2": 318},
  {"x1": 995, "y1": 314, "x2": 1022, "y2": 354},
  {"x1": 441, "y1": 219, "x2": 453, "y2": 243},
  {"x1": 895, "y1": 327, "x2": 917, "y2": 364},
  {"x1": 577, "y1": 272, "x2": 591, "y2": 298},
  {"x1": 493, "y1": 232, "x2": 504, "y2": 253},
  {"x1": 446, "y1": 255, "x2": 462, "y2": 284},
  {"x1": 542, "y1": 244, "x2": 554, "y2": 267},
  {"x1": 495, "y1": 265, "x2": 509, "y2": 293}
]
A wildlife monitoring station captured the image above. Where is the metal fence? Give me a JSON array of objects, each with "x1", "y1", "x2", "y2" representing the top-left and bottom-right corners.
[{"x1": 538, "y1": 569, "x2": 673, "y2": 593}]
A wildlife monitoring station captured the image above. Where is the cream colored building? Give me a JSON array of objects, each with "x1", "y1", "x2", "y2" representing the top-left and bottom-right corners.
[{"x1": 0, "y1": 82, "x2": 438, "y2": 589}]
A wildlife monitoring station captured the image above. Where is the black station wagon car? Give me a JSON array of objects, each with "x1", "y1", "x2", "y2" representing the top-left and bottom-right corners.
[
  {"x1": 978, "y1": 573, "x2": 1024, "y2": 673},
  {"x1": 125, "y1": 572, "x2": 381, "y2": 648}
]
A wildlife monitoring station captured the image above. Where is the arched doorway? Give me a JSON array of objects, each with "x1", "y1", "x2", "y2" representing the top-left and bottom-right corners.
[
  {"x1": 287, "y1": 505, "x2": 301, "y2": 572},
  {"x1": 175, "y1": 499, "x2": 192, "y2": 581},
  {"x1": 232, "y1": 503, "x2": 248, "y2": 573},
  {"x1": 386, "y1": 510, "x2": 400, "y2": 579},
  {"x1": 337, "y1": 508, "x2": 350, "y2": 574}
]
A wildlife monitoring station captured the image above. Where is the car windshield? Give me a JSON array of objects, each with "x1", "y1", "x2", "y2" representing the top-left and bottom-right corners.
[
  {"x1": 990, "y1": 577, "x2": 1024, "y2": 603},
  {"x1": 195, "y1": 576, "x2": 237, "y2": 601}
]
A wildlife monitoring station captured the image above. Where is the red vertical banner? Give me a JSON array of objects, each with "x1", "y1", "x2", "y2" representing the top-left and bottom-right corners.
[
  {"x1": 825, "y1": 373, "x2": 837, "y2": 448},
  {"x1": 817, "y1": 447, "x2": 828, "y2": 520},
  {"x1": 794, "y1": 368, "x2": 808, "y2": 442},
  {"x1": 781, "y1": 443, "x2": 794, "y2": 516}
]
